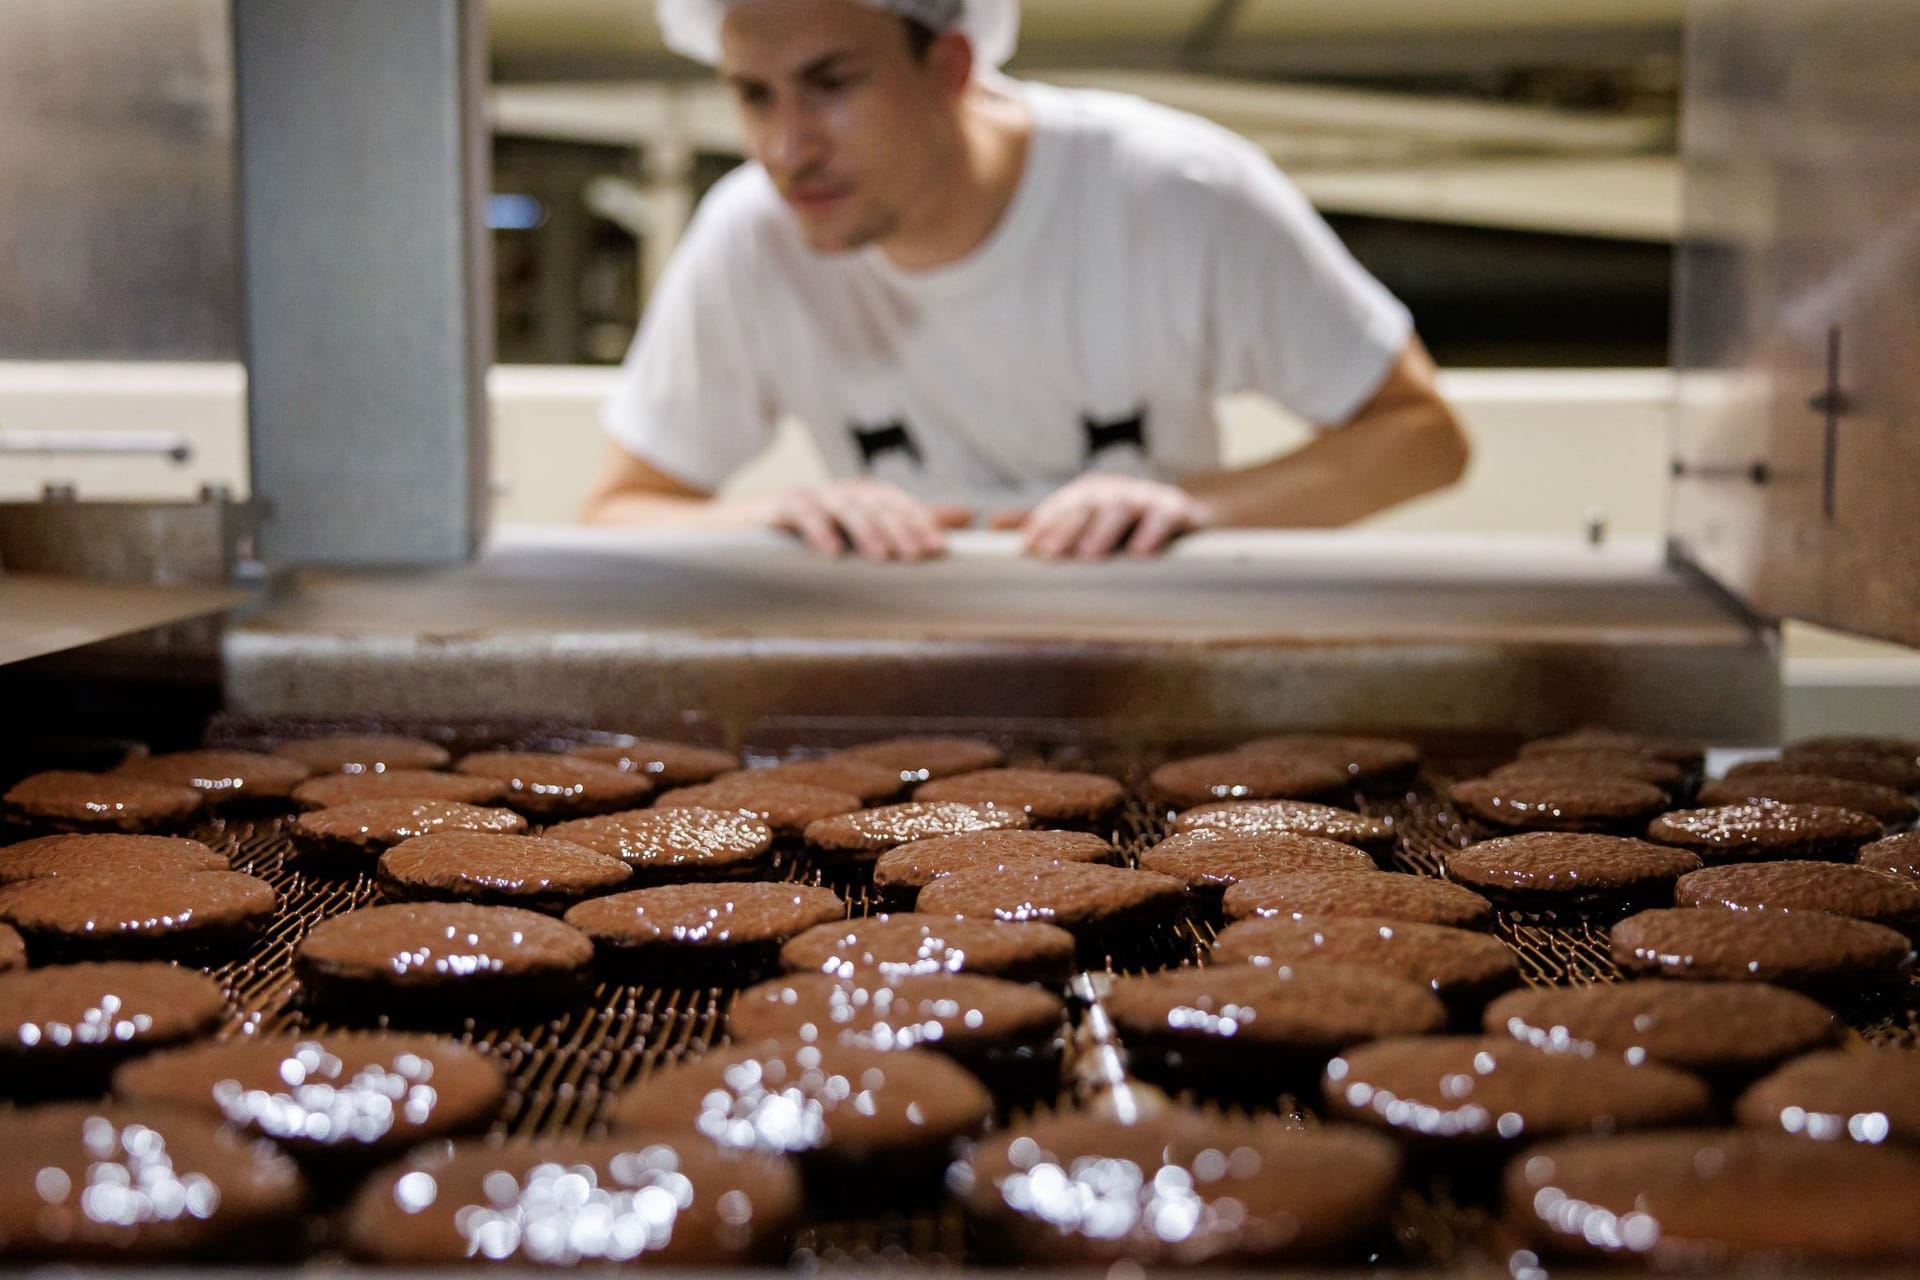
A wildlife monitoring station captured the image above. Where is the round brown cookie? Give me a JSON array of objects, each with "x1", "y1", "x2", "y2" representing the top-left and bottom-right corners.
[
  {"x1": 604, "y1": 1040, "x2": 992, "y2": 1192},
  {"x1": 728, "y1": 972, "x2": 1065, "y2": 1088},
  {"x1": 1488, "y1": 751, "x2": 1686, "y2": 792},
  {"x1": 0, "y1": 870, "x2": 276, "y2": 960},
  {"x1": 1520, "y1": 728, "x2": 1705, "y2": 772},
  {"x1": 780, "y1": 912, "x2": 1077, "y2": 986},
  {"x1": 1105, "y1": 963, "x2": 1447, "y2": 1087},
  {"x1": 294, "y1": 902, "x2": 595, "y2": 1020},
  {"x1": 113, "y1": 750, "x2": 312, "y2": 810},
  {"x1": 543, "y1": 807, "x2": 774, "y2": 884},
  {"x1": 802, "y1": 800, "x2": 1031, "y2": 868},
  {"x1": 871, "y1": 829, "x2": 1118, "y2": 905},
  {"x1": 1697, "y1": 772, "x2": 1917, "y2": 826},
  {"x1": 452, "y1": 752, "x2": 653, "y2": 821},
  {"x1": 1448, "y1": 775, "x2": 1668, "y2": 834},
  {"x1": 1149, "y1": 752, "x2": 1350, "y2": 811},
  {"x1": 916, "y1": 767, "x2": 1126, "y2": 827},
  {"x1": 1171, "y1": 799, "x2": 1396, "y2": 858},
  {"x1": 0, "y1": 1102, "x2": 306, "y2": 1262},
  {"x1": 1484, "y1": 981, "x2": 1838, "y2": 1080},
  {"x1": 1677, "y1": 860, "x2": 1920, "y2": 936},
  {"x1": 1738, "y1": 1049, "x2": 1920, "y2": 1147},
  {"x1": 563, "y1": 882, "x2": 845, "y2": 982},
  {"x1": 0, "y1": 961, "x2": 227, "y2": 1094},
  {"x1": 833, "y1": 735, "x2": 1006, "y2": 783},
  {"x1": 1212, "y1": 915, "x2": 1521, "y2": 1018},
  {"x1": 1611, "y1": 907, "x2": 1914, "y2": 993},
  {"x1": 292, "y1": 768, "x2": 511, "y2": 811},
  {"x1": 1730, "y1": 750, "x2": 1920, "y2": 793},
  {"x1": 914, "y1": 862, "x2": 1185, "y2": 954},
  {"x1": 1323, "y1": 1035, "x2": 1710, "y2": 1146},
  {"x1": 1139, "y1": 829, "x2": 1376, "y2": 894},
  {"x1": 654, "y1": 777, "x2": 862, "y2": 838},
  {"x1": 3, "y1": 770, "x2": 205, "y2": 835},
  {"x1": 1234, "y1": 734, "x2": 1423, "y2": 786},
  {"x1": 1505, "y1": 1129, "x2": 1920, "y2": 1264},
  {"x1": 270, "y1": 733, "x2": 450, "y2": 774},
  {"x1": 1791, "y1": 734, "x2": 1920, "y2": 764},
  {"x1": 566, "y1": 738, "x2": 739, "y2": 787},
  {"x1": 341, "y1": 1135, "x2": 800, "y2": 1266},
  {"x1": 1224, "y1": 869, "x2": 1495, "y2": 931},
  {"x1": 956, "y1": 1111, "x2": 1402, "y2": 1266},
  {"x1": 378, "y1": 831, "x2": 632, "y2": 914},
  {"x1": 0, "y1": 923, "x2": 22, "y2": 972},
  {"x1": 1446, "y1": 832, "x2": 1701, "y2": 908},
  {"x1": 292, "y1": 800, "x2": 527, "y2": 870},
  {"x1": 1646, "y1": 801, "x2": 1883, "y2": 863},
  {"x1": 717, "y1": 759, "x2": 905, "y2": 805},
  {"x1": 1860, "y1": 831, "x2": 1920, "y2": 880},
  {"x1": 0, "y1": 833, "x2": 228, "y2": 884}
]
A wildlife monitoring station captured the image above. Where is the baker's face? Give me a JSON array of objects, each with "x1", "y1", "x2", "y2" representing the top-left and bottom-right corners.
[{"x1": 719, "y1": 0, "x2": 957, "y2": 253}]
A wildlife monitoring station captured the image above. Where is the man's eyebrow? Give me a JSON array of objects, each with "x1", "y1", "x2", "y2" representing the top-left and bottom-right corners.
[{"x1": 727, "y1": 49, "x2": 862, "y2": 93}]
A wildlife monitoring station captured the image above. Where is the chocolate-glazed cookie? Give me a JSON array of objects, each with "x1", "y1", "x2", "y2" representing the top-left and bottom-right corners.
[
  {"x1": 0, "y1": 870, "x2": 276, "y2": 960},
  {"x1": 0, "y1": 961, "x2": 227, "y2": 1095},
  {"x1": 1677, "y1": 860, "x2": 1920, "y2": 936},
  {"x1": 1212, "y1": 915, "x2": 1521, "y2": 1019},
  {"x1": 544, "y1": 807, "x2": 774, "y2": 884},
  {"x1": 341, "y1": 1135, "x2": 801, "y2": 1265},
  {"x1": 1697, "y1": 773, "x2": 1917, "y2": 826},
  {"x1": 870, "y1": 829, "x2": 1118, "y2": 906},
  {"x1": 270, "y1": 733, "x2": 450, "y2": 774},
  {"x1": 292, "y1": 800, "x2": 526, "y2": 871},
  {"x1": 1484, "y1": 981, "x2": 1838, "y2": 1081},
  {"x1": 564, "y1": 882, "x2": 845, "y2": 982},
  {"x1": 1449, "y1": 776, "x2": 1668, "y2": 834},
  {"x1": 915, "y1": 862, "x2": 1185, "y2": 958},
  {"x1": 567, "y1": 738, "x2": 739, "y2": 787},
  {"x1": 1323, "y1": 1035, "x2": 1710, "y2": 1147},
  {"x1": 1139, "y1": 830, "x2": 1375, "y2": 896},
  {"x1": 114, "y1": 750, "x2": 312, "y2": 811},
  {"x1": 1224, "y1": 869, "x2": 1495, "y2": 932},
  {"x1": 780, "y1": 912, "x2": 1077, "y2": 986},
  {"x1": 0, "y1": 833, "x2": 228, "y2": 884},
  {"x1": 0, "y1": 1102, "x2": 306, "y2": 1262},
  {"x1": 957, "y1": 1112, "x2": 1402, "y2": 1266},
  {"x1": 1611, "y1": 907, "x2": 1914, "y2": 993},
  {"x1": 833, "y1": 735, "x2": 1005, "y2": 783},
  {"x1": 1646, "y1": 801, "x2": 1883, "y2": 864},
  {"x1": 1520, "y1": 729, "x2": 1705, "y2": 772},
  {"x1": 113, "y1": 1031, "x2": 507, "y2": 1165},
  {"x1": 1759, "y1": 749, "x2": 1920, "y2": 793},
  {"x1": 1171, "y1": 799, "x2": 1396, "y2": 859},
  {"x1": 1860, "y1": 831, "x2": 1920, "y2": 880},
  {"x1": 803, "y1": 801, "x2": 1030, "y2": 869},
  {"x1": 605, "y1": 1040, "x2": 991, "y2": 1196},
  {"x1": 0, "y1": 923, "x2": 22, "y2": 972},
  {"x1": 1149, "y1": 752, "x2": 1349, "y2": 811},
  {"x1": 3, "y1": 770, "x2": 204, "y2": 835},
  {"x1": 1737, "y1": 1049, "x2": 1920, "y2": 1148},
  {"x1": 1506, "y1": 1129, "x2": 1920, "y2": 1264},
  {"x1": 1233, "y1": 734, "x2": 1422, "y2": 787},
  {"x1": 378, "y1": 831, "x2": 632, "y2": 914},
  {"x1": 1106, "y1": 963, "x2": 1447, "y2": 1089},
  {"x1": 292, "y1": 768, "x2": 511, "y2": 811},
  {"x1": 1790, "y1": 734, "x2": 1920, "y2": 764},
  {"x1": 654, "y1": 777, "x2": 861, "y2": 838},
  {"x1": 1488, "y1": 751, "x2": 1686, "y2": 793},
  {"x1": 1446, "y1": 832, "x2": 1701, "y2": 909},
  {"x1": 453, "y1": 752, "x2": 653, "y2": 821},
  {"x1": 917, "y1": 767, "x2": 1126, "y2": 828},
  {"x1": 294, "y1": 903, "x2": 594, "y2": 1021},
  {"x1": 718, "y1": 759, "x2": 905, "y2": 805}
]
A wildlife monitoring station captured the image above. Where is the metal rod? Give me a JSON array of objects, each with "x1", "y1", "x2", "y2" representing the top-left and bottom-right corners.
[{"x1": 0, "y1": 429, "x2": 192, "y2": 463}]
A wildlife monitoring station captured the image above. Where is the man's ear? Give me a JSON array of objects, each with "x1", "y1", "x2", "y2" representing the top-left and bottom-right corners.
[{"x1": 927, "y1": 29, "x2": 974, "y2": 99}]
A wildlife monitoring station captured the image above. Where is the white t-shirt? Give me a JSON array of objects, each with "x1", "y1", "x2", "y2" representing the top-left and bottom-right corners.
[{"x1": 604, "y1": 78, "x2": 1413, "y2": 507}]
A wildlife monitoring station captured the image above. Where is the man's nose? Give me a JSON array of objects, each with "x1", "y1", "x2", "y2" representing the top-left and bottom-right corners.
[{"x1": 765, "y1": 98, "x2": 825, "y2": 176}]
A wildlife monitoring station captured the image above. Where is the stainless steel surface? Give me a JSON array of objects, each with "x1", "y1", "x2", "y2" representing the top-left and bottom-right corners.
[
  {"x1": 0, "y1": 576, "x2": 244, "y2": 667},
  {"x1": 1670, "y1": 0, "x2": 1920, "y2": 650},
  {"x1": 0, "y1": 496, "x2": 260, "y2": 585},
  {"x1": 234, "y1": 0, "x2": 492, "y2": 568},
  {"x1": 225, "y1": 529, "x2": 1780, "y2": 740}
]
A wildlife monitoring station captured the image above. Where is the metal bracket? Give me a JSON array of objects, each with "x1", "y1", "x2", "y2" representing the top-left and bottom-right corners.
[{"x1": 1808, "y1": 323, "x2": 1851, "y2": 522}]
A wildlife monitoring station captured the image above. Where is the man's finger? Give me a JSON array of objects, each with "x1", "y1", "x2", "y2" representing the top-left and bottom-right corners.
[
  {"x1": 1074, "y1": 503, "x2": 1139, "y2": 559},
  {"x1": 1026, "y1": 502, "x2": 1094, "y2": 558},
  {"x1": 833, "y1": 502, "x2": 895, "y2": 561},
  {"x1": 775, "y1": 499, "x2": 847, "y2": 557},
  {"x1": 1125, "y1": 502, "x2": 1190, "y2": 556},
  {"x1": 873, "y1": 503, "x2": 937, "y2": 561}
]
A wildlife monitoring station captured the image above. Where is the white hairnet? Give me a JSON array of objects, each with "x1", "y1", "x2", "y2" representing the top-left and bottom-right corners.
[{"x1": 656, "y1": 0, "x2": 1019, "y2": 69}]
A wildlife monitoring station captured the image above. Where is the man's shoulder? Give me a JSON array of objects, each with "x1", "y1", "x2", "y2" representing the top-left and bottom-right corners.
[{"x1": 1023, "y1": 80, "x2": 1273, "y2": 205}]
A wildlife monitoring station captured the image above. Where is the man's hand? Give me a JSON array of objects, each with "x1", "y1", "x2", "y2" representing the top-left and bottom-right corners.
[
  {"x1": 763, "y1": 479, "x2": 972, "y2": 561},
  {"x1": 995, "y1": 475, "x2": 1213, "y2": 559}
]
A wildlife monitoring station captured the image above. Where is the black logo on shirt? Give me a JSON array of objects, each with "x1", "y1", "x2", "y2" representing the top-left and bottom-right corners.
[
  {"x1": 850, "y1": 420, "x2": 923, "y2": 470},
  {"x1": 1083, "y1": 408, "x2": 1148, "y2": 459}
]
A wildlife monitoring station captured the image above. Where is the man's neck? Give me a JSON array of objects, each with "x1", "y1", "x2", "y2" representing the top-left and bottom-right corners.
[{"x1": 876, "y1": 82, "x2": 1032, "y2": 272}]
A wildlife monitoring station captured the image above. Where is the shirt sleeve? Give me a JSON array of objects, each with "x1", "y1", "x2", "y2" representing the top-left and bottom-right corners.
[
  {"x1": 1202, "y1": 151, "x2": 1413, "y2": 427},
  {"x1": 601, "y1": 176, "x2": 778, "y2": 492}
]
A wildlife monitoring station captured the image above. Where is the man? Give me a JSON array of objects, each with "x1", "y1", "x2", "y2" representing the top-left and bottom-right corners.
[{"x1": 585, "y1": 0, "x2": 1469, "y2": 560}]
